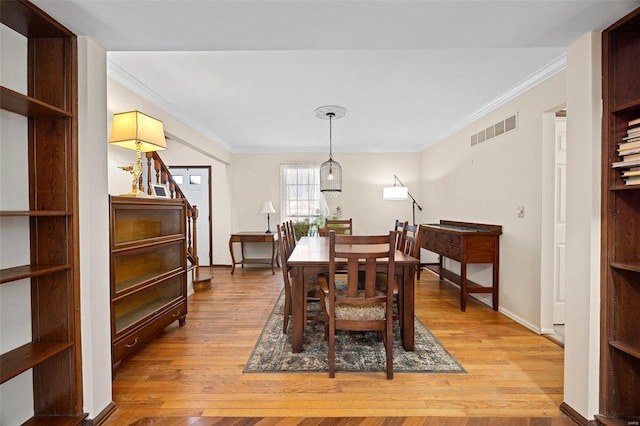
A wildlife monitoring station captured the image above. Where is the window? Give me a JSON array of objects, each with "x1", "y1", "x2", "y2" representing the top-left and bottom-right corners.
[{"x1": 280, "y1": 164, "x2": 328, "y2": 226}]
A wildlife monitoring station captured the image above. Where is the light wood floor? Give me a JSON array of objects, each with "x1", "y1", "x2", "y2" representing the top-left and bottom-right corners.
[{"x1": 104, "y1": 266, "x2": 572, "y2": 425}]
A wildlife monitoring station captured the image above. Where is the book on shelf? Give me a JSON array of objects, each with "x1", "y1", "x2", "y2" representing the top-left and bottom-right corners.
[
  {"x1": 621, "y1": 153, "x2": 640, "y2": 162},
  {"x1": 622, "y1": 169, "x2": 640, "y2": 177},
  {"x1": 627, "y1": 128, "x2": 640, "y2": 137},
  {"x1": 622, "y1": 135, "x2": 640, "y2": 142},
  {"x1": 624, "y1": 176, "x2": 640, "y2": 185},
  {"x1": 618, "y1": 147, "x2": 640, "y2": 156},
  {"x1": 619, "y1": 140, "x2": 640, "y2": 150},
  {"x1": 630, "y1": 117, "x2": 640, "y2": 127},
  {"x1": 612, "y1": 158, "x2": 640, "y2": 168}
]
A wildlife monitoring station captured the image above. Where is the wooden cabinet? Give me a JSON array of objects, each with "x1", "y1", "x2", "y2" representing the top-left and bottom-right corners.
[
  {"x1": 418, "y1": 220, "x2": 502, "y2": 312},
  {"x1": 109, "y1": 196, "x2": 188, "y2": 369},
  {"x1": 598, "y1": 8, "x2": 640, "y2": 425},
  {"x1": 0, "y1": 1, "x2": 85, "y2": 424}
]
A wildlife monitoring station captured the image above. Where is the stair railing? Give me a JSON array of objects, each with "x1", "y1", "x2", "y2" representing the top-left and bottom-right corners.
[{"x1": 142, "y1": 152, "x2": 202, "y2": 279}]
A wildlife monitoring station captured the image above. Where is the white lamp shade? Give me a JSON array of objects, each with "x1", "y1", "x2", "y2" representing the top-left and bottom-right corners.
[
  {"x1": 109, "y1": 110, "x2": 167, "y2": 152},
  {"x1": 383, "y1": 186, "x2": 409, "y2": 200},
  {"x1": 260, "y1": 201, "x2": 276, "y2": 214}
]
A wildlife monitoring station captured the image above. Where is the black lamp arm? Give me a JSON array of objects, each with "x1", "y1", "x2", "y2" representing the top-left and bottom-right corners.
[{"x1": 393, "y1": 174, "x2": 423, "y2": 210}]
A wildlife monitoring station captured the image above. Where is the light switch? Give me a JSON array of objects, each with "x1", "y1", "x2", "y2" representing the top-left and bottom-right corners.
[{"x1": 517, "y1": 206, "x2": 525, "y2": 218}]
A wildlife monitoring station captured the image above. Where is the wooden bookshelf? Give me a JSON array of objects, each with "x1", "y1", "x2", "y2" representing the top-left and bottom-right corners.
[
  {"x1": 598, "y1": 6, "x2": 640, "y2": 424},
  {"x1": 0, "y1": 0, "x2": 85, "y2": 424}
]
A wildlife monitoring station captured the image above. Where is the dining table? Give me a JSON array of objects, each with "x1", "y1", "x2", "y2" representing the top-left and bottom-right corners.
[{"x1": 286, "y1": 236, "x2": 419, "y2": 353}]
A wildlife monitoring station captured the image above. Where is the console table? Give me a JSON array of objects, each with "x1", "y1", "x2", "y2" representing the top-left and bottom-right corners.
[
  {"x1": 418, "y1": 220, "x2": 502, "y2": 311},
  {"x1": 229, "y1": 232, "x2": 279, "y2": 275}
]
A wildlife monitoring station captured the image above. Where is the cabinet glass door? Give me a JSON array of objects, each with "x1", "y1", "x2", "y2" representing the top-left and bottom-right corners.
[
  {"x1": 113, "y1": 242, "x2": 184, "y2": 294},
  {"x1": 113, "y1": 207, "x2": 183, "y2": 245},
  {"x1": 114, "y1": 274, "x2": 184, "y2": 334}
]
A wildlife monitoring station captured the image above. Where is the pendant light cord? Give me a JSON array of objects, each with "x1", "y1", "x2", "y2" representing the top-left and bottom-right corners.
[{"x1": 328, "y1": 112, "x2": 334, "y2": 160}]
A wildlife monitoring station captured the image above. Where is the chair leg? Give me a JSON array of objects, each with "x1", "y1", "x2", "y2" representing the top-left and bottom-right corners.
[
  {"x1": 283, "y1": 284, "x2": 291, "y2": 334},
  {"x1": 385, "y1": 322, "x2": 393, "y2": 380},
  {"x1": 328, "y1": 321, "x2": 336, "y2": 378}
]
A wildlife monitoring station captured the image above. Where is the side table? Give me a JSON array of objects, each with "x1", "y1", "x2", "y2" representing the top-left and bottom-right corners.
[{"x1": 229, "y1": 232, "x2": 279, "y2": 275}]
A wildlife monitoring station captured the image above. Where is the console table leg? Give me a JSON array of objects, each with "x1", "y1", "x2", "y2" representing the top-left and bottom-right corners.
[
  {"x1": 270, "y1": 240, "x2": 276, "y2": 275},
  {"x1": 460, "y1": 260, "x2": 467, "y2": 312},
  {"x1": 229, "y1": 239, "x2": 236, "y2": 274}
]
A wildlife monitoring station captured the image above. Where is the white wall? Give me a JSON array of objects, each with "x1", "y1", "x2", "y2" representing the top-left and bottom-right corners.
[
  {"x1": 563, "y1": 31, "x2": 602, "y2": 420},
  {"x1": 420, "y1": 72, "x2": 566, "y2": 330},
  {"x1": 77, "y1": 36, "x2": 113, "y2": 420},
  {"x1": 229, "y1": 152, "x2": 422, "y2": 262}
]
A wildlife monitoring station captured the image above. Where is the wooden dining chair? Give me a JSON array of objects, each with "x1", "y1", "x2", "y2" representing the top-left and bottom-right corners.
[
  {"x1": 318, "y1": 230, "x2": 397, "y2": 379},
  {"x1": 277, "y1": 223, "x2": 325, "y2": 334},
  {"x1": 325, "y1": 218, "x2": 353, "y2": 235}
]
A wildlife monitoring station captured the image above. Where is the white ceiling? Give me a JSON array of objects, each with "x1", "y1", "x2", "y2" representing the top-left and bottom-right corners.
[{"x1": 31, "y1": 0, "x2": 640, "y2": 153}]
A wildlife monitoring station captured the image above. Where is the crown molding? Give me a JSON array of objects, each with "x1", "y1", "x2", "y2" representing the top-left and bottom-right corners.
[{"x1": 427, "y1": 53, "x2": 567, "y2": 148}]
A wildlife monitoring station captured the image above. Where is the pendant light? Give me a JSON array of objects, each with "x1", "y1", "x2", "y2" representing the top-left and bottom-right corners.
[{"x1": 315, "y1": 105, "x2": 346, "y2": 193}]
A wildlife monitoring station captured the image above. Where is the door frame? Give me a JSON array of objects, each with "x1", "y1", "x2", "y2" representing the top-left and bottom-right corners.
[
  {"x1": 540, "y1": 106, "x2": 566, "y2": 335},
  {"x1": 168, "y1": 165, "x2": 213, "y2": 266}
]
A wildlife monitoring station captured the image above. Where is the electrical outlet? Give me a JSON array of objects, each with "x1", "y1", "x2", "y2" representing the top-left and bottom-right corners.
[{"x1": 517, "y1": 206, "x2": 525, "y2": 218}]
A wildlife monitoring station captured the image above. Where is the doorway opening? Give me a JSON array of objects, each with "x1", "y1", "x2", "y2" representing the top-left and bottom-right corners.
[
  {"x1": 541, "y1": 107, "x2": 566, "y2": 346},
  {"x1": 168, "y1": 166, "x2": 212, "y2": 266}
]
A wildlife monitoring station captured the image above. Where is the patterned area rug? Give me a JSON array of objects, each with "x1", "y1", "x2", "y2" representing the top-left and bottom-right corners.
[{"x1": 244, "y1": 292, "x2": 465, "y2": 374}]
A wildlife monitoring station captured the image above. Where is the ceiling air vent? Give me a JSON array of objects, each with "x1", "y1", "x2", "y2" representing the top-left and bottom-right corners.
[{"x1": 470, "y1": 113, "x2": 518, "y2": 147}]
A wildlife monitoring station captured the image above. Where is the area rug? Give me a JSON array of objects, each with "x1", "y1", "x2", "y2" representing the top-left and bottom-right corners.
[{"x1": 244, "y1": 292, "x2": 465, "y2": 374}]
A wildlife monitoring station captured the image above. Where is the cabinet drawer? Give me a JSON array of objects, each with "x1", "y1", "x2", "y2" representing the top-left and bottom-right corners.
[
  {"x1": 435, "y1": 241, "x2": 461, "y2": 260},
  {"x1": 437, "y1": 232, "x2": 460, "y2": 246},
  {"x1": 113, "y1": 301, "x2": 186, "y2": 362},
  {"x1": 421, "y1": 230, "x2": 437, "y2": 249},
  {"x1": 237, "y1": 235, "x2": 271, "y2": 243}
]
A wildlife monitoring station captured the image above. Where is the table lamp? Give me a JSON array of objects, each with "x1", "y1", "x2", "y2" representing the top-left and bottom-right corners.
[
  {"x1": 109, "y1": 111, "x2": 167, "y2": 196},
  {"x1": 260, "y1": 201, "x2": 276, "y2": 233}
]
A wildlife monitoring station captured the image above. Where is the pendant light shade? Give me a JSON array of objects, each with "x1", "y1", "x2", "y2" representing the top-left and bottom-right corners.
[
  {"x1": 315, "y1": 105, "x2": 346, "y2": 194},
  {"x1": 320, "y1": 158, "x2": 342, "y2": 192}
]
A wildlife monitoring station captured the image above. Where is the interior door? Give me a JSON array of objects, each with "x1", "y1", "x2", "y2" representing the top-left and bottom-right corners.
[
  {"x1": 168, "y1": 166, "x2": 211, "y2": 266},
  {"x1": 553, "y1": 117, "x2": 566, "y2": 325}
]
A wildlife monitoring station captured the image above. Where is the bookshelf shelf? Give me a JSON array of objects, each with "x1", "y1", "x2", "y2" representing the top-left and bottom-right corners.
[
  {"x1": 0, "y1": 86, "x2": 72, "y2": 117},
  {"x1": 0, "y1": 342, "x2": 72, "y2": 384},
  {"x1": 0, "y1": 263, "x2": 72, "y2": 285},
  {"x1": 609, "y1": 340, "x2": 640, "y2": 360}
]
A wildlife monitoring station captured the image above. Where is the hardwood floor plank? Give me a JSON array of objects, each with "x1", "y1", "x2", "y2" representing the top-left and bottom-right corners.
[{"x1": 104, "y1": 266, "x2": 572, "y2": 425}]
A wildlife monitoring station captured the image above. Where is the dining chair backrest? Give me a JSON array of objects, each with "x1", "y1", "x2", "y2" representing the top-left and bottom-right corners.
[
  {"x1": 394, "y1": 220, "x2": 407, "y2": 249},
  {"x1": 325, "y1": 218, "x2": 353, "y2": 235},
  {"x1": 278, "y1": 223, "x2": 293, "y2": 261},
  {"x1": 401, "y1": 228, "x2": 418, "y2": 258},
  {"x1": 286, "y1": 220, "x2": 297, "y2": 248},
  {"x1": 330, "y1": 231, "x2": 395, "y2": 300}
]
